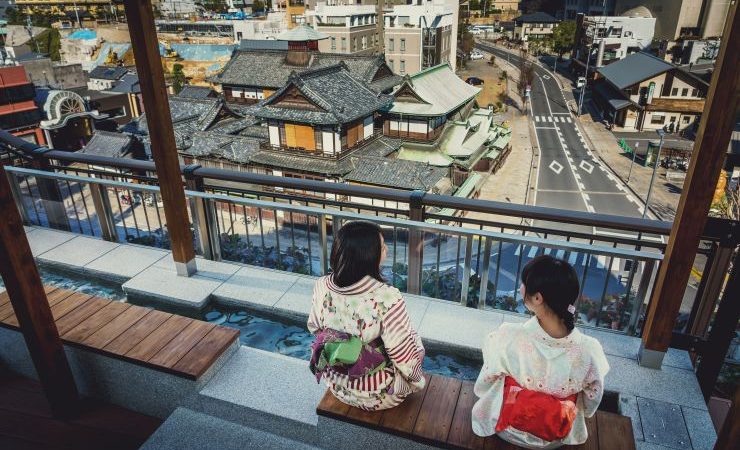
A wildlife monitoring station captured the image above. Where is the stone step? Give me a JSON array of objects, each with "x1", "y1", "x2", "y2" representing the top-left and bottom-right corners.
[
  {"x1": 139, "y1": 407, "x2": 322, "y2": 450},
  {"x1": 185, "y1": 345, "x2": 326, "y2": 446}
]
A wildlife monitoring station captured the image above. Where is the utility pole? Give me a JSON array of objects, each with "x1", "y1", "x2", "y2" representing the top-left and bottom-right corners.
[
  {"x1": 577, "y1": 0, "x2": 607, "y2": 116},
  {"x1": 643, "y1": 130, "x2": 665, "y2": 218}
]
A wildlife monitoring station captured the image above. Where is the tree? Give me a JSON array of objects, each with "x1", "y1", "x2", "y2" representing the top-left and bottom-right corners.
[
  {"x1": 253, "y1": 0, "x2": 265, "y2": 12},
  {"x1": 550, "y1": 20, "x2": 576, "y2": 59},
  {"x1": 172, "y1": 64, "x2": 186, "y2": 94}
]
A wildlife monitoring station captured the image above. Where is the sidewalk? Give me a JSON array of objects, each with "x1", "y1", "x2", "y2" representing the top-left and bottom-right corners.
[{"x1": 465, "y1": 50, "x2": 536, "y2": 228}]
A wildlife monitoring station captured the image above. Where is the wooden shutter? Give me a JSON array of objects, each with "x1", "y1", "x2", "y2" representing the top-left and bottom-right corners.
[
  {"x1": 285, "y1": 124, "x2": 297, "y2": 147},
  {"x1": 294, "y1": 124, "x2": 316, "y2": 150},
  {"x1": 347, "y1": 123, "x2": 360, "y2": 148}
]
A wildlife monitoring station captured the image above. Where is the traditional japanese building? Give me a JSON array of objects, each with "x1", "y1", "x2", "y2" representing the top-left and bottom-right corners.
[
  {"x1": 383, "y1": 63, "x2": 480, "y2": 141},
  {"x1": 212, "y1": 24, "x2": 402, "y2": 104}
]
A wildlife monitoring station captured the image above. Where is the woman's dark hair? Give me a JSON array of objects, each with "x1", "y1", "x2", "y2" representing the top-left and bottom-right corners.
[
  {"x1": 521, "y1": 255, "x2": 580, "y2": 331},
  {"x1": 330, "y1": 221, "x2": 384, "y2": 288}
]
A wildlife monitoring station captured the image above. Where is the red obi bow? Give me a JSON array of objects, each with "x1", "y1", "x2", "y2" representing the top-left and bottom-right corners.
[{"x1": 496, "y1": 376, "x2": 579, "y2": 442}]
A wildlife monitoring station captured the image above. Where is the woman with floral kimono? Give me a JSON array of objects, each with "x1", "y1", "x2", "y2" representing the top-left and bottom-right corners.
[
  {"x1": 472, "y1": 255, "x2": 610, "y2": 449},
  {"x1": 308, "y1": 221, "x2": 426, "y2": 411}
]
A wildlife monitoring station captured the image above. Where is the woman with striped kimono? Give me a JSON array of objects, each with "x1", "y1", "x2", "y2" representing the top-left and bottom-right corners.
[{"x1": 308, "y1": 221, "x2": 426, "y2": 411}]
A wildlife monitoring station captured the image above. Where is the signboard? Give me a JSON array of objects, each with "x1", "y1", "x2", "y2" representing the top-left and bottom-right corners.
[{"x1": 647, "y1": 81, "x2": 656, "y2": 104}]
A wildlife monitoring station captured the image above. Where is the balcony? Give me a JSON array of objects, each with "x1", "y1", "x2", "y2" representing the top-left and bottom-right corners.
[{"x1": 0, "y1": 132, "x2": 735, "y2": 449}]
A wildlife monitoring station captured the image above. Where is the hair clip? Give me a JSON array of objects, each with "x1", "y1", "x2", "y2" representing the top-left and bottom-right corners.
[{"x1": 567, "y1": 304, "x2": 576, "y2": 315}]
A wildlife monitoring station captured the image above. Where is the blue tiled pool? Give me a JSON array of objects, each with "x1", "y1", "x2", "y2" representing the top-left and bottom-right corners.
[{"x1": 2, "y1": 270, "x2": 481, "y2": 381}]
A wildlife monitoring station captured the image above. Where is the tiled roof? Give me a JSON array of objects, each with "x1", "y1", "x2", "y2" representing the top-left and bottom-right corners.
[
  {"x1": 213, "y1": 50, "x2": 401, "y2": 93},
  {"x1": 239, "y1": 39, "x2": 289, "y2": 51},
  {"x1": 597, "y1": 52, "x2": 675, "y2": 90},
  {"x1": 79, "y1": 130, "x2": 135, "y2": 158},
  {"x1": 88, "y1": 66, "x2": 129, "y2": 81},
  {"x1": 177, "y1": 85, "x2": 217, "y2": 99},
  {"x1": 247, "y1": 63, "x2": 393, "y2": 125},
  {"x1": 389, "y1": 64, "x2": 480, "y2": 116},
  {"x1": 180, "y1": 131, "x2": 262, "y2": 164},
  {"x1": 344, "y1": 156, "x2": 448, "y2": 190},
  {"x1": 239, "y1": 125, "x2": 270, "y2": 140},
  {"x1": 109, "y1": 73, "x2": 140, "y2": 94},
  {"x1": 276, "y1": 25, "x2": 329, "y2": 42}
]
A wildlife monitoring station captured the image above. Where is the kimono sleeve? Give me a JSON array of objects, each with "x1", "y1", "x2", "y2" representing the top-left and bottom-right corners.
[
  {"x1": 307, "y1": 279, "x2": 324, "y2": 334},
  {"x1": 381, "y1": 296, "x2": 426, "y2": 396},
  {"x1": 472, "y1": 330, "x2": 510, "y2": 437},
  {"x1": 581, "y1": 340, "x2": 610, "y2": 418}
]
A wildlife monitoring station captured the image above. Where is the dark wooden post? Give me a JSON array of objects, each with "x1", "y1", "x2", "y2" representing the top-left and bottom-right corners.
[
  {"x1": 0, "y1": 165, "x2": 79, "y2": 418},
  {"x1": 639, "y1": 2, "x2": 738, "y2": 369},
  {"x1": 123, "y1": 0, "x2": 196, "y2": 276},
  {"x1": 713, "y1": 386, "x2": 740, "y2": 450}
]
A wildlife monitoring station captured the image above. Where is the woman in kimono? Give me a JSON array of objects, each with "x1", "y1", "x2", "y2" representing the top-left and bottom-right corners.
[
  {"x1": 472, "y1": 255, "x2": 610, "y2": 449},
  {"x1": 308, "y1": 221, "x2": 426, "y2": 411}
]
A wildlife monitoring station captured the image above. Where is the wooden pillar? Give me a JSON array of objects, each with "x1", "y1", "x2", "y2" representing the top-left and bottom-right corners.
[
  {"x1": 123, "y1": 0, "x2": 196, "y2": 276},
  {"x1": 713, "y1": 386, "x2": 740, "y2": 450},
  {"x1": 0, "y1": 165, "x2": 79, "y2": 418},
  {"x1": 639, "y1": 2, "x2": 739, "y2": 369}
]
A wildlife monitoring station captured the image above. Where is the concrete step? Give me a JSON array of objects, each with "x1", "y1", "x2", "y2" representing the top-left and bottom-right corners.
[
  {"x1": 185, "y1": 345, "x2": 326, "y2": 446},
  {"x1": 139, "y1": 407, "x2": 322, "y2": 450}
]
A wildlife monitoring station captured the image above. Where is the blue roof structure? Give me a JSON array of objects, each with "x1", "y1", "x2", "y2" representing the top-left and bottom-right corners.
[{"x1": 597, "y1": 52, "x2": 674, "y2": 90}]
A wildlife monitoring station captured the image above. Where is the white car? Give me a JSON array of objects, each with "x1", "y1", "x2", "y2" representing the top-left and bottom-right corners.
[
  {"x1": 470, "y1": 52, "x2": 484, "y2": 60},
  {"x1": 576, "y1": 76, "x2": 587, "y2": 88}
]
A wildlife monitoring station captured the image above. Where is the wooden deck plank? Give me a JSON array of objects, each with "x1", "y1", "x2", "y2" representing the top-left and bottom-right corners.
[
  {"x1": 345, "y1": 404, "x2": 384, "y2": 426},
  {"x1": 0, "y1": 287, "x2": 67, "y2": 325},
  {"x1": 413, "y1": 375, "x2": 463, "y2": 442},
  {"x1": 62, "y1": 302, "x2": 131, "y2": 344},
  {"x1": 48, "y1": 292, "x2": 96, "y2": 322},
  {"x1": 82, "y1": 306, "x2": 152, "y2": 349},
  {"x1": 447, "y1": 381, "x2": 487, "y2": 450},
  {"x1": 53, "y1": 297, "x2": 111, "y2": 336},
  {"x1": 103, "y1": 310, "x2": 173, "y2": 356},
  {"x1": 317, "y1": 390, "x2": 352, "y2": 419},
  {"x1": 124, "y1": 314, "x2": 192, "y2": 361},
  {"x1": 596, "y1": 412, "x2": 635, "y2": 450},
  {"x1": 172, "y1": 326, "x2": 239, "y2": 378},
  {"x1": 378, "y1": 380, "x2": 429, "y2": 434},
  {"x1": 0, "y1": 285, "x2": 56, "y2": 309},
  {"x1": 147, "y1": 320, "x2": 215, "y2": 367}
]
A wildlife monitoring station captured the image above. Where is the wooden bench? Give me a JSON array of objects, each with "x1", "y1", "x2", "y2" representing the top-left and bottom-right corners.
[
  {"x1": 0, "y1": 285, "x2": 239, "y2": 380},
  {"x1": 317, "y1": 374, "x2": 636, "y2": 450}
]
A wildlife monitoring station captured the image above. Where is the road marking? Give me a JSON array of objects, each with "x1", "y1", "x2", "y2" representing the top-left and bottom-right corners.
[
  {"x1": 535, "y1": 126, "x2": 558, "y2": 130},
  {"x1": 583, "y1": 194, "x2": 590, "y2": 201},
  {"x1": 606, "y1": 173, "x2": 614, "y2": 181},
  {"x1": 547, "y1": 117, "x2": 553, "y2": 122},
  {"x1": 596, "y1": 255, "x2": 607, "y2": 269},
  {"x1": 568, "y1": 252, "x2": 578, "y2": 266},
  {"x1": 579, "y1": 161, "x2": 594, "y2": 174},
  {"x1": 566, "y1": 117, "x2": 572, "y2": 123},
  {"x1": 626, "y1": 194, "x2": 636, "y2": 203},
  {"x1": 555, "y1": 249, "x2": 565, "y2": 259},
  {"x1": 549, "y1": 161, "x2": 564, "y2": 174},
  {"x1": 578, "y1": 182, "x2": 585, "y2": 190},
  {"x1": 543, "y1": 75, "x2": 550, "y2": 80},
  {"x1": 535, "y1": 116, "x2": 540, "y2": 122},
  {"x1": 528, "y1": 246, "x2": 538, "y2": 258},
  {"x1": 514, "y1": 244, "x2": 521, "y2": 256}
]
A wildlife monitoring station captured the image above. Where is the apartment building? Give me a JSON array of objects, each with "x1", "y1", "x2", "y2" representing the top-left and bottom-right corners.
[
  {"x1": 307, "y1": 3, "x2": 379, "y2": 56},
  {"x1": 614, "y1": 0, "x2": 730, "y2": 41},
  {"x1": 513, "y1": 12, "x2": 560, "y2": 41},
  {"x1": 572, "y1": 12, "x2": 655, "y2": 73},
  {"x1": 490, "y1": 1, "x2": 519, "y2": 12},
  {"x1": 564, "y1": 0, "x2": 616, "y2": 19},
  {"x1": 384, "y1": 0, "x2": 456, "y2": 75},
  {"x1": 0, "y1": 65, "x2": 44, "y2": 145}
]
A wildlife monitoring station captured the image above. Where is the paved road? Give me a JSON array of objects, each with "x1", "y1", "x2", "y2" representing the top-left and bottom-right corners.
[{"x1": 476, "y1": 42, "x2": 647, "y2": 227}]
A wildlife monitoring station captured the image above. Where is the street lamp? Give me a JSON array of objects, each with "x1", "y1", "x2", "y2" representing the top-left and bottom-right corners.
[{"x1": 642, "y1": 129, "x2": 665, "y2": 219}]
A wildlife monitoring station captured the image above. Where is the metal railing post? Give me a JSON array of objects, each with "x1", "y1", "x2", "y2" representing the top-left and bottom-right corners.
[
  {"x1": 407, "y1": 191, "x2": 426, "y2": 295},
  {"x1": 184, "y1": 165, "x2": 220, "y2": 261},
  {"x1": 478, "y1": 236, "x2": 492, "y2": 309},
  {"x1": 30, "y1": 150, "x2": 70, "y2": 231},
  {"x1": 6, "y1": 171, "x2": 30, "y2": 224},
  {"x1": 319, "y1": 213, "x2": 329, "y2": 275},
  {"x1": 628, "y1": 259, "x2": 656, "y2": 335},
  {"x1": 88, "y1": 183, "x2": 118, "y2": 242},
  {"x1": 460, "y1": 235, "x2": 474, "y2": 306}
]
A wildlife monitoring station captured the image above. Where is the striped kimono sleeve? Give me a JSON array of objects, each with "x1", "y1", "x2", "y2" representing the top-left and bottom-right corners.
[{"x1": 381, "y1": 298, "x2": 426, "y2": 396}]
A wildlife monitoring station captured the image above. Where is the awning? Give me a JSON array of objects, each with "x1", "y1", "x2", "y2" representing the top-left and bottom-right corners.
[{"x1": 593, "y1": 82, "x2": 633, "y2": 111}]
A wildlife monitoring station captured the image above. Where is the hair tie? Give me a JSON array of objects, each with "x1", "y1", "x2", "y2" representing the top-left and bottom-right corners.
[{"x1": 567, "y1": 304, "x2": 576, "y2": 315}]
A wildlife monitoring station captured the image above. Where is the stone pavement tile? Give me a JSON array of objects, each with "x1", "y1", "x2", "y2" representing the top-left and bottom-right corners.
[
  {"x1": 154, "y1": 256, "x2": 239, "y2": 281},
  {"x1": 681, "y1": 406, "x2": 717, "y2": 450},
  {"x1": 84, "y1": 244, "x2": 169, "y2": 283},
  {"x1": 212, "y1": 266, "x2": 299, "y2": 310},
  {"x1": 25, "y1": 227, "x2": 77, "y2": 256},
  {"x1": 37, "y1": 235, "x2": 119, "y2": 269},
  {"x1": 273, "y1": 276, "x2": 316, "y2": 319},
  {"x1": 140, "y1": 407, "x2": 321, "y2": 450},
  {"x1": 619, "y1": 394, "x2": 645, "y2": 441},
  {"x1": 605, "y1": 355, "x2": 707, "y2": 410},
  {"x1": 122, "y1": 265, "x2": 223, "y2": 309},
  {"x1": 418, "y1": 300, "x2": 503, "y2": 353}
]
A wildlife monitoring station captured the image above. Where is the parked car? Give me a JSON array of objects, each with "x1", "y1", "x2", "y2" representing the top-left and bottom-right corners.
[
  {"x1": 470, "y1": 51, "x2": 484, "y2": 60},
  {"x1": 576, "y1": 76, "x2": 587, "y2": 88},
  {"x1": 466, "y1": 77, "x2": 485, "y2": 86}
]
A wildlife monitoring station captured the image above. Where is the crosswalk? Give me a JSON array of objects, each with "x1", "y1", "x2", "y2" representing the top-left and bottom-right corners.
[
  {"x1": 535, "y1": 116, "x2": 572, "y2": 123},
  {"x1": 512, "y1": 245, "x2": 620, "y2": 272}
]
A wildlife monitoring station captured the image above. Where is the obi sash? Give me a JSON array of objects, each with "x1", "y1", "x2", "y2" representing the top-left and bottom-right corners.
[
  {"x1": 496, "y1": 376, "x2": 579, "y2": 442},
  {"x1": 310, "y1": 328, "x2": 388, "y2": 383}
]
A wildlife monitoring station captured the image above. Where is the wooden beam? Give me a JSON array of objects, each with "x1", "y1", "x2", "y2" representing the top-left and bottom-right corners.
[
  {"x1": 639, "y1": 2, "x2": 739, "y2": 368},
  {"x1": 0, "y1": 165, "x2": 79, "y2": 418},
  {"x1": 123, "y1": 0, "x2": 196, "y2": 276}
]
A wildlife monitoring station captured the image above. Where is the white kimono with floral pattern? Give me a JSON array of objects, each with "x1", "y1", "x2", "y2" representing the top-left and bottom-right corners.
[
  {"x1": 472, "y1": 317, "x2": 610, "y2": 449},
  {"x1": 308, "y1": 275, "x2": 426, "y2": 411}
]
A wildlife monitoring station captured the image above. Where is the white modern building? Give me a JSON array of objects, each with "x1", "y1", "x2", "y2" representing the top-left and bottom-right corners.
[
  {"x1": 572, "y1": 12, "x2": 656, "y2": 71},
  {"x1": 306, "y1": 3, "x2": 379, "y2": 56}
]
